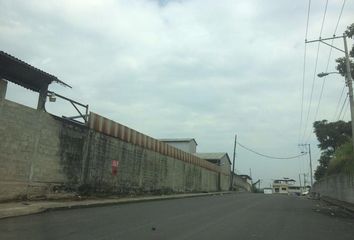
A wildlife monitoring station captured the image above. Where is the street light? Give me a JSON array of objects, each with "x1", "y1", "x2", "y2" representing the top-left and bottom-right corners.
[
  {"x1": 307, "y1": 34, "x2": 354, "y2": 150},
  {"x1": 317, "y1": 72, "x2": 341, "y2": 78}
]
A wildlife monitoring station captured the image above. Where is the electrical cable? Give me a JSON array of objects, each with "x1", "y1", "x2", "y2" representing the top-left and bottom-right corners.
[
  {"x1": 302, "y1": 42, "x2": 321, "y2": 142},
  {"x1": 337, "y1": 93, "x2": 348, "y2": 121},
  {"x1": 343, "y1": 99, "x2": 350, "y2": 120},
  {"x1": 333, "y1": 83, "x2": 346, "y2": 120},
  {"x1": 331, "y1": 0, "x2": 347, "y2": 120},
  {"x1": 305, "y1": 0, "x2": 346, "y2": 142},
  {"x1": 302, "y1": 0, "x2": 331, "y2": 142},
  {"x1": 298, "y1": 0, "x2": 312, "y2": 143},
  {"x1": 333, "y1": 0, "x2": 346, "y2": 34},
  {"x1": 237, "y1": 142, "x2": 306, "y2": 160}
]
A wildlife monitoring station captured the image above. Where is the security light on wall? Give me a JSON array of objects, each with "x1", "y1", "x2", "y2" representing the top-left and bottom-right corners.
[{"x1": 48, "y1": 92, "x2": 56, "y2": 102}]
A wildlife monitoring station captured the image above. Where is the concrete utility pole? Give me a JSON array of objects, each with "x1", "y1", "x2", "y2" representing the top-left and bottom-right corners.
[
  {"x1": 298, "y1": 174, "x2": 302, "y2": 192},
  {"x1": 343, "y1": 35, "x2": 354, "y2": 150},
  {"x1": 231, "y1": 134, "x2": 237, "y2": 190},
  {"x1": 302, "y1": 174, "x2": 306, "y2": 187},
  {"x1": 308, "y1": 144, "x2": 313, "y2": 186},
  {"x1": 307, "y1": 34, "x2": 354, "y2": 150},
  {"x1": 299, "y1": 144, "x2": 313, "y2": 186}
]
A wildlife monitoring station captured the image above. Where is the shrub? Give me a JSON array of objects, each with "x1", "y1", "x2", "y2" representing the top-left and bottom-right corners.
[{"x1": 327, "y1": 141, "x2": 354, "y2": 175}]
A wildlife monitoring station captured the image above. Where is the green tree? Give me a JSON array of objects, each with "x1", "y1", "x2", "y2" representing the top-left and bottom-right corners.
[
  {"x1": 327, "y1": 141, "x2": 354, "y2": 175},
  {"x1": 313, "y1": 120, "x2": 351, "y2": 180},
  {"x1": 336, "y1": 23, "x2": 354, "y2": 79}
]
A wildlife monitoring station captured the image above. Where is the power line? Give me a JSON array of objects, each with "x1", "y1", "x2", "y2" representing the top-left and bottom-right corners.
[
  {"x1": 319, "y1": 0, "x2": 329, "y2": 35},
  {"x1": 302, "y1": 42, "x2": 321, "y2": 142},
  {"x1": 305, "y1": 0, "x2": 312, "y2": 38},
  {"x1": 333, "y1": 83, "x2": 346, "y2": 120},
  {"x1": 237, "y1": 142, "x2": 306, "y2": 160},
  {"x1": 301, "y1": 0, "x2": 329, "y2": 142},
  {"x1": 314, "y1": 0, "x2": 346, "y2": 122},
  {"x1": 333, "y1": 0, "x2": 346, "y2": 34},
  {"x1": 298, "y1": 0, "x2": 312, "y2": 143},
  {"x1": 305, "y1": 0, "x2": 346, "y2": 142},
  {"x1": 337, "y1": 93, "x2": 348, "y2": 121},
  {"x1": 344, "y1": 99, "x2": 350, "y2": 120},
  {"x1": 331, "y1": 0, "x2": 347, "y2": 120}
]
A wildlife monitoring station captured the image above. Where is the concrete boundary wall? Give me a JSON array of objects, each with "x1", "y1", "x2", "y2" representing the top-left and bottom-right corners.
[
  {"x1": 89, "y1": 112, "x2": 229, "y2": 175},
  {"x1": 0, "y1": 99, "x2": 230, "y2": 201},
  {"x1": 312, "y1": 173, "x2": 354, "y2": 205}
]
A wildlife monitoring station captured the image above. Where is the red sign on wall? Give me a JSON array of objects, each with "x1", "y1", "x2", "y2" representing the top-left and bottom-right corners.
[{"x1": 112, "y1": 160, "x2": 119, "y2": 176}]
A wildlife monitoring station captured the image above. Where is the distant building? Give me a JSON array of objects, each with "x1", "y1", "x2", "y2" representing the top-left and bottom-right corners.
[
  {"x1": 272, "y1": 178, "x2": 309, "y2": 195},
  {"x1": 272, "y1": 178, "x2": 295, "y2": 194},
  {"x1": 159, "y1": 138, "x2": 197, "y2": 154},
  {"x1": 239, "y1": 174, "x2": 252, "y2": 185},
  {"x1": 194, "y1": 152, "x2": 231, "y2": 174},
  {"x1": 230, "y1": 172, "x2": 252, "y2": 192}
]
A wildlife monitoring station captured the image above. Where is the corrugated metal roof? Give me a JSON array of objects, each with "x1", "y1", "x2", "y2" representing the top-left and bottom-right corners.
[
  {"x1": 194, "y1": 152, "x2": 232, "y2": 164},
  {"x1": 159, "y1": 138, "x2": 198, "y2": 145},
  {"x1": 194, "y1": 152, "x2": 226, "y2": 160},
  {"x1": 0, "y1": 50, "x2": 71, "y2": 92}
]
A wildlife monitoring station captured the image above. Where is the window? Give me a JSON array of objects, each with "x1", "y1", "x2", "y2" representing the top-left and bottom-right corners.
[{"x1": 281, "y1": 188, "x2": 286, "y2": 191}]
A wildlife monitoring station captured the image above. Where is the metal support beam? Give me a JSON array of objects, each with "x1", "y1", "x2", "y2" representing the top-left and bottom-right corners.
[
  {"x1": 305, "y1": 35, "x2": 344, "y2": 43},
  {"x1": 319, "y1": 40, "x2": 345, "y2": 53},
  {"x1": 0, "y1": 78, "x2": 8, "y2": 100},
  {"x1": 47, "y1": 90, "x2": 89, "y2": 123},
  {"x1": 37, "y1": 84, "x2": 48, "y2": 111}
]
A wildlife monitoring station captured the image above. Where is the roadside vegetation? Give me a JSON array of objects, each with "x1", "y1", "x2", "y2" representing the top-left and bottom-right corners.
[
  {"x1": 327, "y1": 141, "x2": 354, "y2": 175},
  {"x1": 313, "y1": 120, "x2": 352, "y2": 181},
  {"x1": 313, "y1": 119, "x2": 354, "y2": 180}
]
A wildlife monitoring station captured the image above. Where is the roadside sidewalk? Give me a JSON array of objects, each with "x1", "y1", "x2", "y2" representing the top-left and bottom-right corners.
[
  {"x1": 319, "y1": 196, "x2": 354, "y2": 214},
  {"x1": 0, "y1": 191, "x2": 231, "y2": 219}
]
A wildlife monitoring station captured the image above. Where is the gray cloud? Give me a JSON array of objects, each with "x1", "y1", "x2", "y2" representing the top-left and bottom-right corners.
[{"x1": 1, "y1": 0, "x2": 353, "y2": 186}]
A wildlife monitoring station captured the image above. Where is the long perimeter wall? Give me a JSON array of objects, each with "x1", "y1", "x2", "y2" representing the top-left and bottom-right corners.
[
  {"x1": 311, "y1": 173, "x2": 354, "y2": 205},
  {"x1": 0, "y1": 99, "x2": 230, "y2": 201}
]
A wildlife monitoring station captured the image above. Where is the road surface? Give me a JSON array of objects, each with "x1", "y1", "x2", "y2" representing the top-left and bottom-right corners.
[{"x1": 1, "y1": 193, "x2": 354, "y2": 240}]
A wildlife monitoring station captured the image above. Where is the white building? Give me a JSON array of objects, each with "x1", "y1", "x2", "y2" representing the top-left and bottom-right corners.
[
  {"x1": 159, "y1": 138, "x2": 198, "y2": 154},
  {"x1": 272, "y1": 178, "x2": 307, "y2": 195},
  {"x1": 272, "y1": 178, "x2": 296, "y2": 194}
]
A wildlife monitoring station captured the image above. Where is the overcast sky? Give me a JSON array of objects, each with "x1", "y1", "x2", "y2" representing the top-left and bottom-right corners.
[{"x1": 1, "y1": 0, "x2": 353, "y2": 187}]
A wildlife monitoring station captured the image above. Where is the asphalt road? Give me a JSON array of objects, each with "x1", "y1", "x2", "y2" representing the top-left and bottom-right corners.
[{"x1": 1, "y1": 193, "x2": 354, "y2": 240}]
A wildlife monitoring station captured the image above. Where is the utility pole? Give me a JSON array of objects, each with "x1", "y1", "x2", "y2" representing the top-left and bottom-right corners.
[
  {"x1": 343, "y1": 35, "x2": 354, "y2": 150},
  {"x1": 299, "y1": 174, "x2": 302, "y2": 192},
  {"x1": 231, "y1": 134, "x2": 237, "y2": 190},
  {"x1": 308, "y1": 144, "x2": 313, "y2": 186},
  {"x1": 303, "y1": 173, "x2": 307, "y2": 187},
  {"x1": 306, "y1": 34, "x2": 354, "y2": 150},
  {"x1": 299, "y1": 144, "x2": 313, "y2": 186}
]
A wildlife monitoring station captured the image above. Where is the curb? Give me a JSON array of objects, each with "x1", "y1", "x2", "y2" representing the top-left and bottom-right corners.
[
  {"x1": 319, "y1": 196, "x2": 354, "y2": 214},
  {"x1": 0, "y1": 191, "x2": 233, "y2": 220}
]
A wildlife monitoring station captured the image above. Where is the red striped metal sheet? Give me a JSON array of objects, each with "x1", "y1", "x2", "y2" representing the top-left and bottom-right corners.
[{"x1": 88, "y1": 112, "x2": 228, "y2": 175}]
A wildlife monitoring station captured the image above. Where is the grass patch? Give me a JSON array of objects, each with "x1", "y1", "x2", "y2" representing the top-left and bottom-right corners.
[{"x1": 327, "y1": 141, "x2": 354, "y2": 175}]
